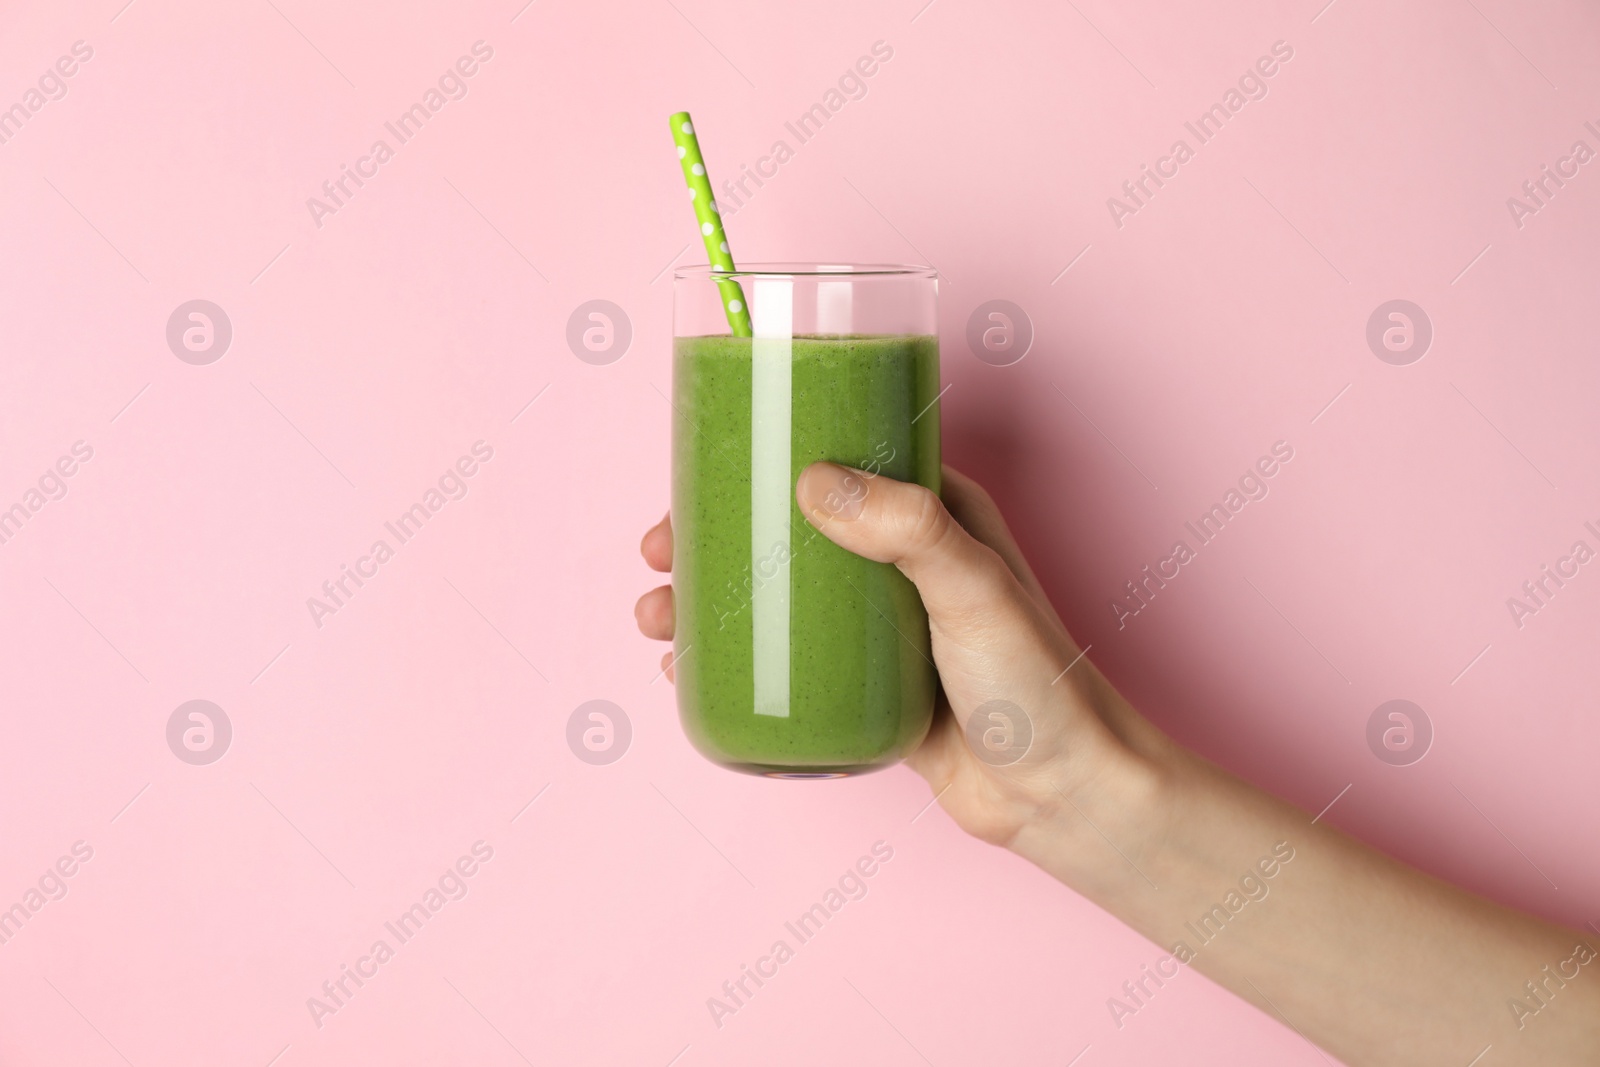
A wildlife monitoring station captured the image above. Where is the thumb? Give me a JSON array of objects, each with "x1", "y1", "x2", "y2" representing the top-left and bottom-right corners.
[
  {"x1": 797, "y1": 461, "x2": 1111, "y2": 786},
  {"x1": 795, "y1": 462, "x2": 1027, "y2": 638}
]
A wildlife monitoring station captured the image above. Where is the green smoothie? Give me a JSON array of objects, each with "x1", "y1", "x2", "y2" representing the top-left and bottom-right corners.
[{"x1": 672, "y1": 333, "x2": 940, "y2": 776}]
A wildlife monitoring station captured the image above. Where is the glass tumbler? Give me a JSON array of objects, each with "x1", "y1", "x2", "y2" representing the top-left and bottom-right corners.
[{"x1": 671, "y1": 264, "x2": 940, "y2": 777}]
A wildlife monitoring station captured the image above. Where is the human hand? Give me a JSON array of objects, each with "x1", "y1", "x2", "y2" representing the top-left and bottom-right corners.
[
  {"x1": 641, "y1": 465, "x2": 1600, "y2": 1066},
  {"x1": 636, "y1": 462, "x2": 1169, "y2": 851}
]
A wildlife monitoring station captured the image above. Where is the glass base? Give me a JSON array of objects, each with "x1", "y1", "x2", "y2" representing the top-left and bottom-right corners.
[
  {"x1": 765, "y1": 770, "x2": 851, "y2": 780},
  {"x1": 699, "y1": 757, "x2": 901, "y2": 779}
]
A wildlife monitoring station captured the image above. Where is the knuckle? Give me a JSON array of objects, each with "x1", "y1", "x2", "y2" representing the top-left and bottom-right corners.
[
  {"x1": 951, "y1": 479, "x2": 1003, "y2": 530},
  {"x1": 969, "y1": 483, "x2": 1001, "y2": 519},
  {"x1": 899, "y1": 483, "x2": 951, "y2": 552},
  {"x1": 969, "y1": 542, "x2": 1016, "y2": 591}
]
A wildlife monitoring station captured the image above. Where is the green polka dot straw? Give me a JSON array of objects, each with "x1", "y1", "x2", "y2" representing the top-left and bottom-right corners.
[{"x1": 669, "y1": 111, "x2": 753, "y2": 337}]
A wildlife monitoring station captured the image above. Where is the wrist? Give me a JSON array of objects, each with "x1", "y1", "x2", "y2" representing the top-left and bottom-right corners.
[{"x1": 1008, "y1": 719, "x2": 1179, "y2": 899}]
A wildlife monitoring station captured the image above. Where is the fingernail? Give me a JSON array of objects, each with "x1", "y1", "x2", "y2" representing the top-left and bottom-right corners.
[{"x1": 799, "y1": 463, "x2": 867, "y2": 521}]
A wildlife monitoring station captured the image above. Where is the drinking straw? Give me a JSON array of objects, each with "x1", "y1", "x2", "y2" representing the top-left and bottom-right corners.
[{"x1": 669, "y1": 111, "x2": 753, "y2": 337}]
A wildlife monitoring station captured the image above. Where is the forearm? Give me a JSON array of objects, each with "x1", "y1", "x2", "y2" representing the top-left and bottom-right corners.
[{"x1": 1014, "y1": 714, "x2": 1600, "y2": 1065}]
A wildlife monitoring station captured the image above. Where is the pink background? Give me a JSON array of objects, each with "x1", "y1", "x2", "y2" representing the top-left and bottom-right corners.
[{"x1": 2, "y1": 0, "x2": 1598, "y2": 1063}]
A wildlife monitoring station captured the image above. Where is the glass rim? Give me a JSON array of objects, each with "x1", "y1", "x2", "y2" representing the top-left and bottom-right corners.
[{"x1": 673, "y1": 261, "x2": 938, "y2": 280}]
